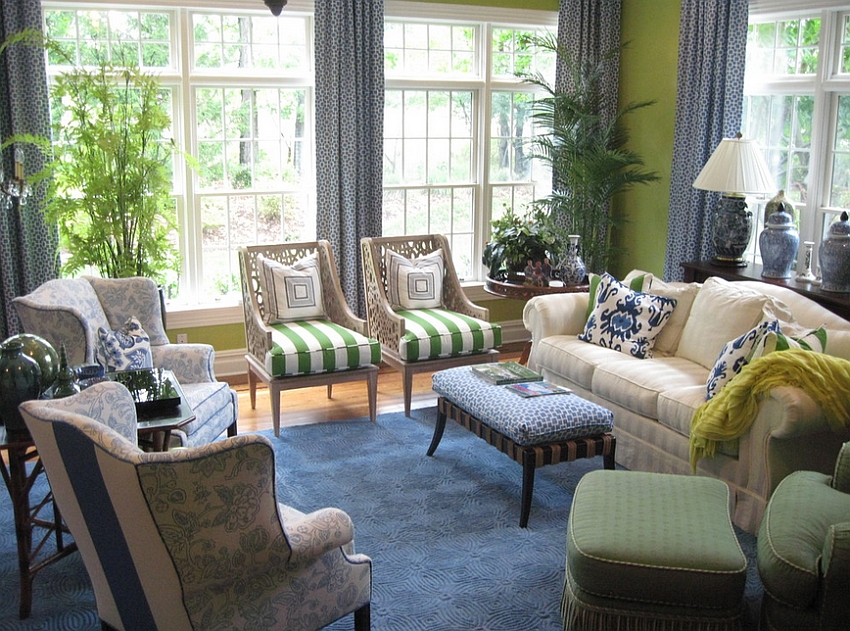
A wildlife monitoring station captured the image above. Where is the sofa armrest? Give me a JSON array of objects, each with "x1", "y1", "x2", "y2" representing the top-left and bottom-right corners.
[
  {"x1": 151, "y1": 343, "x2": 216, "y2": 383},
  {"x1": 523, "y1": 293, "x2": 589, "y2": 343},
  {"x1": 832, "y1": 442, "x2": 850, "y2": 493},
  {"x1": 820, "y1": 522, "x2": 850, "y2": 629}
]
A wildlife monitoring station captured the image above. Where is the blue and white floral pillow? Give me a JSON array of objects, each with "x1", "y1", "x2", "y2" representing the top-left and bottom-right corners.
[
  {"x1": 705, "y1": 320, "x2": 779, "y2": 400},
  {"x1": 97, "y1": 316, "x2": 153, "y2": 372},
  {"x1": 578, "y1": 273, "x2": 677, "y2": 359}
]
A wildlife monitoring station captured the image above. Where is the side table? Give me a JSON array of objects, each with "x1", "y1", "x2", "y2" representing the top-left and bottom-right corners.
[
  {"x1": 0, "y1": 426, "x2": 77, "y2": 619},
  {"x1": 484, "y1": 276, "x2": 590, "y2": 364}
]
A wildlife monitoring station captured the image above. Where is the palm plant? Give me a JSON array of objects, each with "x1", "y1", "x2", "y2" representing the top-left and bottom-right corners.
[{"x1": 522, "y1": 34, "x2": 659, "y2": 274}]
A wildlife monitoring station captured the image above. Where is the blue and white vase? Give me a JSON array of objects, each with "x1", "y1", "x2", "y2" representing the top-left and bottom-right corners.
[
  {"x1": 820, "y1": 211, "x2": 850, "y2": 293},
  {"x1": 759, "y1": 205, "x2": 799, "y2": 279},
  {"x1": 558, "y1": 235, "x2": 586, "y2": 285}
]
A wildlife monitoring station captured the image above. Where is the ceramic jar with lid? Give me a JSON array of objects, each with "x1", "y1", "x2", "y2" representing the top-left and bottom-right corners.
[
  {"x1": 819, "y1": 211, "x2": 850, "y2": 293},
  {"x1": 759, "y1": 206, "x2": 799, "y2": 279}
]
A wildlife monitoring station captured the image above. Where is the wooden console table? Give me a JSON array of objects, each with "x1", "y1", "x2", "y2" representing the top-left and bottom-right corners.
[
  {"x1": 484, "y1": 276, "x2": 589, "y2": 300},
  {"x1": 681, "y1": 260, "x2": 850, "y2": 321}
]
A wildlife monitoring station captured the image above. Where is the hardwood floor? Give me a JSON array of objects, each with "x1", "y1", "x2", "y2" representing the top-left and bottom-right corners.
[{"x1": 230, "y1": 344, "x2": 523, "y2": 433}]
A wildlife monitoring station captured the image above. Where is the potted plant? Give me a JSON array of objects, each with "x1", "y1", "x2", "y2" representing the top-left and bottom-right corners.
[
  {"x1": 2, "y1": 30, "x2": 185, "y2": 288},
  {"x1": 522, "y1": 35, "x2": 659, "y2": 274},
  {"x1": 483, "y1": 206, "x2": 559, "y2": 283}
]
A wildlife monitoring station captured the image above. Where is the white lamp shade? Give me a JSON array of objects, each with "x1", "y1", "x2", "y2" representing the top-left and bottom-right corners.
[{"x1": 692, "y1": 137, "x2": 776, "y2": 195}]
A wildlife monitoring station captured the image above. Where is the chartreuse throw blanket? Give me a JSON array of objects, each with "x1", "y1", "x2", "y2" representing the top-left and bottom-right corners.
[{"x1": 690, "y1": 348, "x2": 850, "y2": 469}]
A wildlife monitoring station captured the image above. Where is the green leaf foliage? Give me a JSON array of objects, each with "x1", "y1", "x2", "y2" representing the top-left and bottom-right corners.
[{"x1": 521, "y1": 34, "x2": 659, "y2": 274}]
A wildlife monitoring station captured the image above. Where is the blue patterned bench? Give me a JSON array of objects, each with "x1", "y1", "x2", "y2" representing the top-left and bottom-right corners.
[{"x1": 430, "y1": 366, "x2": 616, "y2": 527}]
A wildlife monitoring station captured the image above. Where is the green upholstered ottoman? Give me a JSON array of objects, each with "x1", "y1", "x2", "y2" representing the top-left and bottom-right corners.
[{"x1": 563, "y1": 470, "x2": 747, "y2": 631}]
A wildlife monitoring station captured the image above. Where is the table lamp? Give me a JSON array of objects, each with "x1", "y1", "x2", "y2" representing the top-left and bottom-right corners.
[{"x1": 693, "y1": 133, "x2": 776, "y2": 266}]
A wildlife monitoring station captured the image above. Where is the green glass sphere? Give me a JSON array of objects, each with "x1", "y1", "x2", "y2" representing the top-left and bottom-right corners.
[{"x1": 4, "y1": 333, "x2": 59, "y2": 395}]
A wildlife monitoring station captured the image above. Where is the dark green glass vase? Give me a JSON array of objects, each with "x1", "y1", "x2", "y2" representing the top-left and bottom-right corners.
[
  {"x1": 0, "y1": 339, "x2": 42, "y2": 434},
  {"x1": 51, "y1": 344, "x2": 81, "y2": 399}
]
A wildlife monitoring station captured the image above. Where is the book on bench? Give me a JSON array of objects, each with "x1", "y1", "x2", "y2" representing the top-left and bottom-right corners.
[
  {"x1": 471, "y1": 361, "x2": 543, "y2": 385},
  {"x1": 504, "y1": 381, "x2": 573, "y2": 398}
]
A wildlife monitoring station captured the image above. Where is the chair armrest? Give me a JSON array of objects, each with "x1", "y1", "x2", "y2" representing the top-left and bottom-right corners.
[
  {"x1": 523, "y1": 293, "x2": 589, "y2": 342},
  {"x1": 832, "y1": 442, "x2": 850, "y2": 493},
  {"x1": 284, "y1": 507, "x2": 356, "y2": 564},
  {"x1": 819, "y1": 522, "x2": 850, "y2": 629},
  {"x1": 361, "y1": 238, "x2": 405, "y2": 352},
  {"x1": 151, "y1": 343, "x2": 216, "y2": 383}
]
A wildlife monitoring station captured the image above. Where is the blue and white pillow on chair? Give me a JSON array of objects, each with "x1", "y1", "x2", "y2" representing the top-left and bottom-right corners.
[
  {"x1": 97, "y1": 316, "x2": 153, "y2": 372},
  {"x1": 578, "y1": 273, "x2": 676, "y2": 359}
]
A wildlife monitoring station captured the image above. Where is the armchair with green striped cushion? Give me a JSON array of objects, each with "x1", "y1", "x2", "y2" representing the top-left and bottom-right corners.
[
  {"x1": 238, "y1": 242, "x2": 381, "y2": 436},
  {"x1": 361, "y1": 234, "x2": 501, "y2": 416}
]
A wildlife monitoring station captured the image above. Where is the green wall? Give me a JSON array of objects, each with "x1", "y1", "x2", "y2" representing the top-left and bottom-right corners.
[
  {"x1": 175, "y1": 0, "x2": 683, "y2": 351},
  {"x1": 614, "y1": 0, "x2": 680, "y2": 278}
]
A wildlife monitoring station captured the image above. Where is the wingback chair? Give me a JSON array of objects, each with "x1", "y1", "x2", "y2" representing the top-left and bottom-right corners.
[
  {"x1": 757, "y1": 440, "x2": 850, "y2": 630},
  {"x1": 360, "y1": 234, "x2": 501, "y2": 416},
  {"x1": 19, "y1": 381, "x2": 372, "y2": 631},
  {"x1": 12, "y1": 276, "x2": 237, "y2": 446},
  {"x1": 238, "y1": 241, "x2": 380, "y2": 436}
]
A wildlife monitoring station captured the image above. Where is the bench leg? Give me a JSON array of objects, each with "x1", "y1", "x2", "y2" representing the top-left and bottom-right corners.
[
  {"x1": 426, "y1": 407, "x2": 448, "y2": 456},
  {"x1": 603, "y1": 437, "x2": 616, "y2": 470},
  {"x1": 520, "y1": 451, "x2": 536, "y2": 528}
]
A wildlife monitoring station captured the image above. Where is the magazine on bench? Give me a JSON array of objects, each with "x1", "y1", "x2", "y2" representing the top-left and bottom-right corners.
[
  {"x1": 471, "y1": 361, "x2": 543, "y2": 385},
  {"x1": 504, "y1": 381, "x2": 573, "y2": 398}
]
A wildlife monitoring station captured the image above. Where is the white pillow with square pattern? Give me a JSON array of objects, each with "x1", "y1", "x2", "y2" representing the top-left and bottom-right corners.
[
  {"x1": 386, "y1": 248, "x2": 444, "y2": 310},
  {"x1": 258, "y1": 252, "x2": 325, "y2": 323}
]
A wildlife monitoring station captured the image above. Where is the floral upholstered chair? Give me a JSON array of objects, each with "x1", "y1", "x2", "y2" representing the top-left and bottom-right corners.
[
  {"x1": 19, "y1": 382, "x2": 372, "y2": 631},
  {"x1": 361, "y1": 234, "x2": 501, "y2": 416},
  {"x1": 238, "y1": 241, "x2": 380, "y2": 436},
  {"x1": 12, "y1": 276, "x2": 237, "y2": 446}
]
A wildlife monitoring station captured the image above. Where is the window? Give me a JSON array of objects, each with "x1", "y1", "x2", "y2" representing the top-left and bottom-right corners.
[
  {"x1": 383, "y1": 17, "x2": 555, "y2": 280},
  {"x1": 742, "y1": 8, "x2": 850, "y2": 265},
  {"x1": 42, "y1": 2, "x2": 555, "y2": 305}
]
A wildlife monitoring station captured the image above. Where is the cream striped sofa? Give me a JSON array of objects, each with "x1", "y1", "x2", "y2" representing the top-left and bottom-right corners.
[
  {"x1": 361, "y1": 234, "x2": 502, "y2": 416},
  {"x1": 238, "y1": 241, "x2": 381, "y2": 435}
]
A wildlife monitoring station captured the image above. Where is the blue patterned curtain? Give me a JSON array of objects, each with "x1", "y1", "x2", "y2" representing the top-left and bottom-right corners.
[
  {"x1": 663, "y1": 0, "x2": 749, "y2": 281},
  {"x1": 556, "y1": 0, "x2": 621, "y2": 115},
  {"x1": 555, "y1": 0, "x2": 621, "y2": 262},
  {"x1": 314, "y1": 0, "x2": 384, "y2": 317},
  {"x1": 0, "y1": 0, "x2": 59, "y2": 340}
]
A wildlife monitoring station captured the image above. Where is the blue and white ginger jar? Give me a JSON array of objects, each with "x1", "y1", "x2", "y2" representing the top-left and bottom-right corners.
[
  {"x1": 820, "y1": 211, "x2": 850, "y2": 293},
  {"x1": 759, "y1": 204, "x2": 798, "y2": 279}
]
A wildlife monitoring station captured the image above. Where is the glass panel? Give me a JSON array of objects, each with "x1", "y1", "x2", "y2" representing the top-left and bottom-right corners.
[
  {"x1": 748, "y1": 17, "x2": 820, "y2": 78},
  {"x1": 385, "y1": 20, "x2": 476, "y2": 76},
  {"x1": 830, "y1": 95, "x2": 850, "y2": 209}
]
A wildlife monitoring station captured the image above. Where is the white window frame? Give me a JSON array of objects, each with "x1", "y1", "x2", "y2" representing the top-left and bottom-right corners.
[
  {"x1": 40, "y1": 0, "x2": 557, "y2": 326},
  {"x1": 744, "y1": 3, "x2": 850, "y2": 268}
]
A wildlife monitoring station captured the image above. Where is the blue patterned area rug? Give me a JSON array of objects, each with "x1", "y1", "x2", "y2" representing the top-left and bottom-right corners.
[{"x1": 0, "y1": 408, "x2": 763, "y2": 630}]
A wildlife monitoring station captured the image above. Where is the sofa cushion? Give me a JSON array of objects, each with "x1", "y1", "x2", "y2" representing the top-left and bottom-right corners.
[
  {"x1": 758, "y1": 470, "x2": 850, "y2": 609},
  {"x1": 257, "y1": 253, "x2": 325, "y2": 324},
  {"x1": 386, "y1": 248, "x2": 444, "y2": 310},
  {"x1": 677, "y1": 277, "x2": 783, "y2": 370},
  {"x1": 649, "y1": 281, "x2": 700, "y2": 355},
  {"x1": 592, "y1": 357, "x2": 708, "y2": 419},
  {"x1": 533, "y1": 335, "x2": 626, "y2": 390},
  {"x1": 706, "y1": 320, "x2": 780, "y2": 400},
  {"x1": 579, "y1": 273, "x2": 676, "y2": 359}
]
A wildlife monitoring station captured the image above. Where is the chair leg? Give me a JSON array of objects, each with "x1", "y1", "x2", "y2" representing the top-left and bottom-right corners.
[
  {"x1": 327, "y1": 384, "x2": 333, "y2": 399},
  {"x1": 271, "y1": 384, "x2": 282, "y2": 438},
  {"x1": 367, "y1": 369, "x2": 378, "y2": 423},
  {"x1": 403, "y1": 369, "x2": 414, "y2": 417},
  {"x1": 354, "y1": 603, "x2": 371, "y2": 631},
  {"x1": 247, "y1": 363, "x2": 258, "y2": 410}
]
